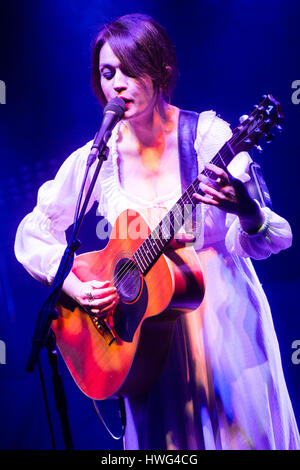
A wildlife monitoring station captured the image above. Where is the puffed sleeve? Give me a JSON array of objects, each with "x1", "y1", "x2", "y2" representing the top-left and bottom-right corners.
[
  {"x1": 194, "y1": 110, "x2": 293, "y2": 259},
  {"x1": 225, "y1": 152, "x2": 293, "y2": 259},
  {"x1": 14, "y1": 140, "x2": 100, "y2": 285}
]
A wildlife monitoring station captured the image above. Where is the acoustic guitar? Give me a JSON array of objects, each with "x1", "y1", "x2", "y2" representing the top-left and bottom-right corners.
[{"x1": 52, "y1": 95, "x2": 282, "y2": 400}]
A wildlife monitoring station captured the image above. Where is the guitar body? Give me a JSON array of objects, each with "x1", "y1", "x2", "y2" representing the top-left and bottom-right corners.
[
  {"x1": 51, "y1": 95, "x2": 282, "y2": 400},
  {"x1": 52, "y1": 209, "x2": 205, "y2": 400}
]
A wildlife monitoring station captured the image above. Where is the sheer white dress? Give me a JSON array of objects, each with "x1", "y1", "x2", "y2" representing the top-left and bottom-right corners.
[{"x1": 15, "y1": 110, "x2": 300, "y2": 450}]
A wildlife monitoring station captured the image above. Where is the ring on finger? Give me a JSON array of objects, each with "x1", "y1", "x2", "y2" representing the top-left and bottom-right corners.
[
  {"x1": 216, "y1": 176, "x2": 228, "y2": 187},
  {"x1": 87, "y1": 292, "x2": 94, "y2": 302}
]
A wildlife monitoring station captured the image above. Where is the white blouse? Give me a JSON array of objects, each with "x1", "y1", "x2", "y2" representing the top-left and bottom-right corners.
[
  {"x1": 14, "y1": 110, "x2": 292, "y2": 285},
  {"x1": 14, "y1": 110, "x2": 299, "y2": 450}
]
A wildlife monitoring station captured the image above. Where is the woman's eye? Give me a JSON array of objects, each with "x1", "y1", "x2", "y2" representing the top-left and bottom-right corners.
[{"x1": 101, "y1": 69, "x2": 114, "y2": 80}]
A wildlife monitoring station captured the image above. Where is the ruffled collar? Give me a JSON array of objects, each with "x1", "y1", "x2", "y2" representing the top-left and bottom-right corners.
[{"x1": 108, "y1": 121, "x2": 181, "y2": 208}]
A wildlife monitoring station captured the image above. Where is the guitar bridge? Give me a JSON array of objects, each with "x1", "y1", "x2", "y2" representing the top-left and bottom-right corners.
[{"x1": 91, "y1": 315, "x2": 116, "y2": 346}]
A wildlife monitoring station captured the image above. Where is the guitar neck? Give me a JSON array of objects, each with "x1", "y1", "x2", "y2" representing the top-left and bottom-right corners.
[
  {"x1": 132, "y1": 93, "x2": 283, "y2": 276},
  {"x1": 132, "y1": 139, "x2": 235, "y2": 276}
]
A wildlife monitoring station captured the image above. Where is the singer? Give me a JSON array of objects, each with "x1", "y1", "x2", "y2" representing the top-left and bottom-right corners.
[{"x1": 14, "y1": 14, "x2": 299, "y2": 450}]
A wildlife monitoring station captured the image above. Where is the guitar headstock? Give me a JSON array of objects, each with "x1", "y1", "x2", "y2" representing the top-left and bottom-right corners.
[{"x1": 231, "y1": 94, "x2": 283, "y2": 154}]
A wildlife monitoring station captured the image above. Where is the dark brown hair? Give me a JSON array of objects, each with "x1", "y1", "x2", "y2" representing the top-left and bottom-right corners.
[{"x1": 91, "y1": 14, "x2": 178, "y2": 106}]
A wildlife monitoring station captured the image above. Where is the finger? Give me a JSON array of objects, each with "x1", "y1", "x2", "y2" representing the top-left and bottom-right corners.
[
  {"x1": 83, "y1": 280, "x2": 111, "y2": 299},
  {"x1": 192, "y1": 192, "x2": 219, "y2": 206},
  {"x1": 90, "y1": 299, "x2": 118, "y2": 316},
  {"x1": 88, "y1": 280, "x2": 111, "y2": 289},
  {"x1": 168, "y1": 233, "x2": 196, "y2": 249},
  {"x1": 175, "y1": 232, "x2": 196, "y2": 243},
  {"x1": 198, "y1": 174, "x2": 220, "y2": 192},
  {"x1": 204, "y1": 163, "x2": 230, "y2": 182},
  {"x1": 88, "y1": 286, "x2": 117, "y2": 299},
  {"x1": 199, "y1": 181, "x2": 226, "y2": 201},
  {"x1": 198, "y1": 173, "x2": 212, "y2": 185},
  {"x1": 87, "y1": 292, "x2": 119, "y2": 308},
  {"x1": 198, "y1": 171, "x2": 228, "y2": 191}
]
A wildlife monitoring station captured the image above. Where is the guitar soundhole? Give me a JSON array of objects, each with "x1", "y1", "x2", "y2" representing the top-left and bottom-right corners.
[{"x1": 114, "y1": 257, "x2": 142, "y2": 303}]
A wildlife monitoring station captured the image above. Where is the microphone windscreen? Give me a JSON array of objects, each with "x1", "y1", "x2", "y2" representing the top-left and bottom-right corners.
[{"x1": 104, "y1": 97, "x2": 126, "y2": 118}]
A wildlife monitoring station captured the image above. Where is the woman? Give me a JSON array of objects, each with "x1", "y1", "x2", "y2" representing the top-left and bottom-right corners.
[{"x1": 15, "y1": 14, "x2": 299, "y2": 450}]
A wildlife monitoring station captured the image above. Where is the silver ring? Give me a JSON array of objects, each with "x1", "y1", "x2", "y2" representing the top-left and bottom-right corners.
[{"x1": 87, "y1": 292, "x2": 94, "y2": 302}]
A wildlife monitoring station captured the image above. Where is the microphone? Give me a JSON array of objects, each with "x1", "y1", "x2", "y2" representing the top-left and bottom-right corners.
[{"x1": 87, "y1": 97, "x2": 126, "y2": 166}]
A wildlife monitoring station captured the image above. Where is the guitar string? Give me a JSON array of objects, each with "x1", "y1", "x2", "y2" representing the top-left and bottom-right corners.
[
  {"x1": 107, "y1": 134, "x2": 244, "y2": 289},
  {"x1": 105, "y1": 119, "x2": 267, "y2": 298},
  {"x1": 110, "y1": 143, "x2": 232, "y2": 285},
  {"x1": 99, "y1": 111, "x2": 273, "y2": 300},
  {"x1": 106, "y1": 149, "x2": 244, "y2": 297},
  {"x1": 106, "y1": 164, "x2": 221, "y2": 297}
]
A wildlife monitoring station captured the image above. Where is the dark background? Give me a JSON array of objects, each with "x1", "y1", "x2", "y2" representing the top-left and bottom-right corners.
[{"x1": 0, "y1": 0, "x2": 299, "y2": 449}]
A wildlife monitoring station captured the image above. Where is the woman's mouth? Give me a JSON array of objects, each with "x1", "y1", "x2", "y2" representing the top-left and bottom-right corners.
[{"x1": 120, "y1": 97, "x2": 133, "y2": 109}]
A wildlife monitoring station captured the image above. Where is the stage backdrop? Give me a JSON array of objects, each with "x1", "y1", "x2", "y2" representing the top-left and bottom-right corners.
[{"x1": 0, "y1": 0, "x2": 299, "y2": 449}]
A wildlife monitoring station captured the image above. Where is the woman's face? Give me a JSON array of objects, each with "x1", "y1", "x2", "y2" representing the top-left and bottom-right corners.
[{"x1": 99, "y1": 42, "x2": 157, "y2": 120}]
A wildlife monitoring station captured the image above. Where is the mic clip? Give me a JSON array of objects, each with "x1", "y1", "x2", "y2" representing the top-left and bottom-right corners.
[{"x1": 87, "y1": 136, "x2": 110, "y2": 167}]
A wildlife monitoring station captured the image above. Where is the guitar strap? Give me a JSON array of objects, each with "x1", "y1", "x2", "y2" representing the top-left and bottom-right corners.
[
  {"x1": 246, "y1": 161, "x2": 272, "y2": 209},
  {"x1": 178, "y1": 109, "x2": 199, "y2": 191},
  {"x1": 178, "y1": 109, "x2": 272, "y2": 212},
  {"x1": 178, "y1": 109, "x2": 200, "y2": 237}
]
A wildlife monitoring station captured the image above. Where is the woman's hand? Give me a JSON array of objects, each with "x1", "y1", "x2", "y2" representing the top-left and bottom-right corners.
[
  {"x1": 167, "y1": 232, "x2": 196, "y2": 250},
  {"x1": 63, "y1": 272, "x2": 119, "y2": 316},
  {"x1": 193, "y1": 162, "x2": 265, "y2": 234}
]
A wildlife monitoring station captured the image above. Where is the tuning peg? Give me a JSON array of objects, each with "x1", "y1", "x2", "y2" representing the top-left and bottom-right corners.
[
  {"x1": 254, "y1": 145, "x2": 263, "y2": 153},
  {"x1": 244, "y1": 138, "x2": 253, "y2": 148},
  {"x1": 239, "y1": 114, "x2": 248, "y2": 123},
  {"x1": 254, "y1": 104, "x2": 265, "y2": 111},
  {"x1": 276, "y1": 124, "x2": 283, "y2": 132}
]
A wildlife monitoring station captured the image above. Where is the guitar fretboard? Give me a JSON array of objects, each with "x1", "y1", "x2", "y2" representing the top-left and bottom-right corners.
[{"x1": 132, "y1": 141, "x2": 235, "y2": 276}]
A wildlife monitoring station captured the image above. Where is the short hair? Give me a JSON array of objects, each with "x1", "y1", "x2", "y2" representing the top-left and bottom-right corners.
[{"x1": 91, "y1": 13, "x2": 178, "y2": 106}]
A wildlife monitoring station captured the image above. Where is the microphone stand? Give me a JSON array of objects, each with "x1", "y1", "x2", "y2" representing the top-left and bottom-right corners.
[{"x1": 26, "y1": 141, "x2": 110, "y2": 450}]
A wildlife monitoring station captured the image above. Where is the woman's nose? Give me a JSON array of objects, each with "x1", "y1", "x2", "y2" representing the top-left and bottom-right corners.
[
  {"x1": 113, "y1": 70, "x2": 127, "y2": 94},
  {"x1": 114, "y1": 85, "x2": 126, "y2": 95}
]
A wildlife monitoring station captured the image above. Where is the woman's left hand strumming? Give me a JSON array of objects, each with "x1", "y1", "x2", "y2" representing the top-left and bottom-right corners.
[{"x1": 193, "y1": 162, "x2": 265, "y2": 234}]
